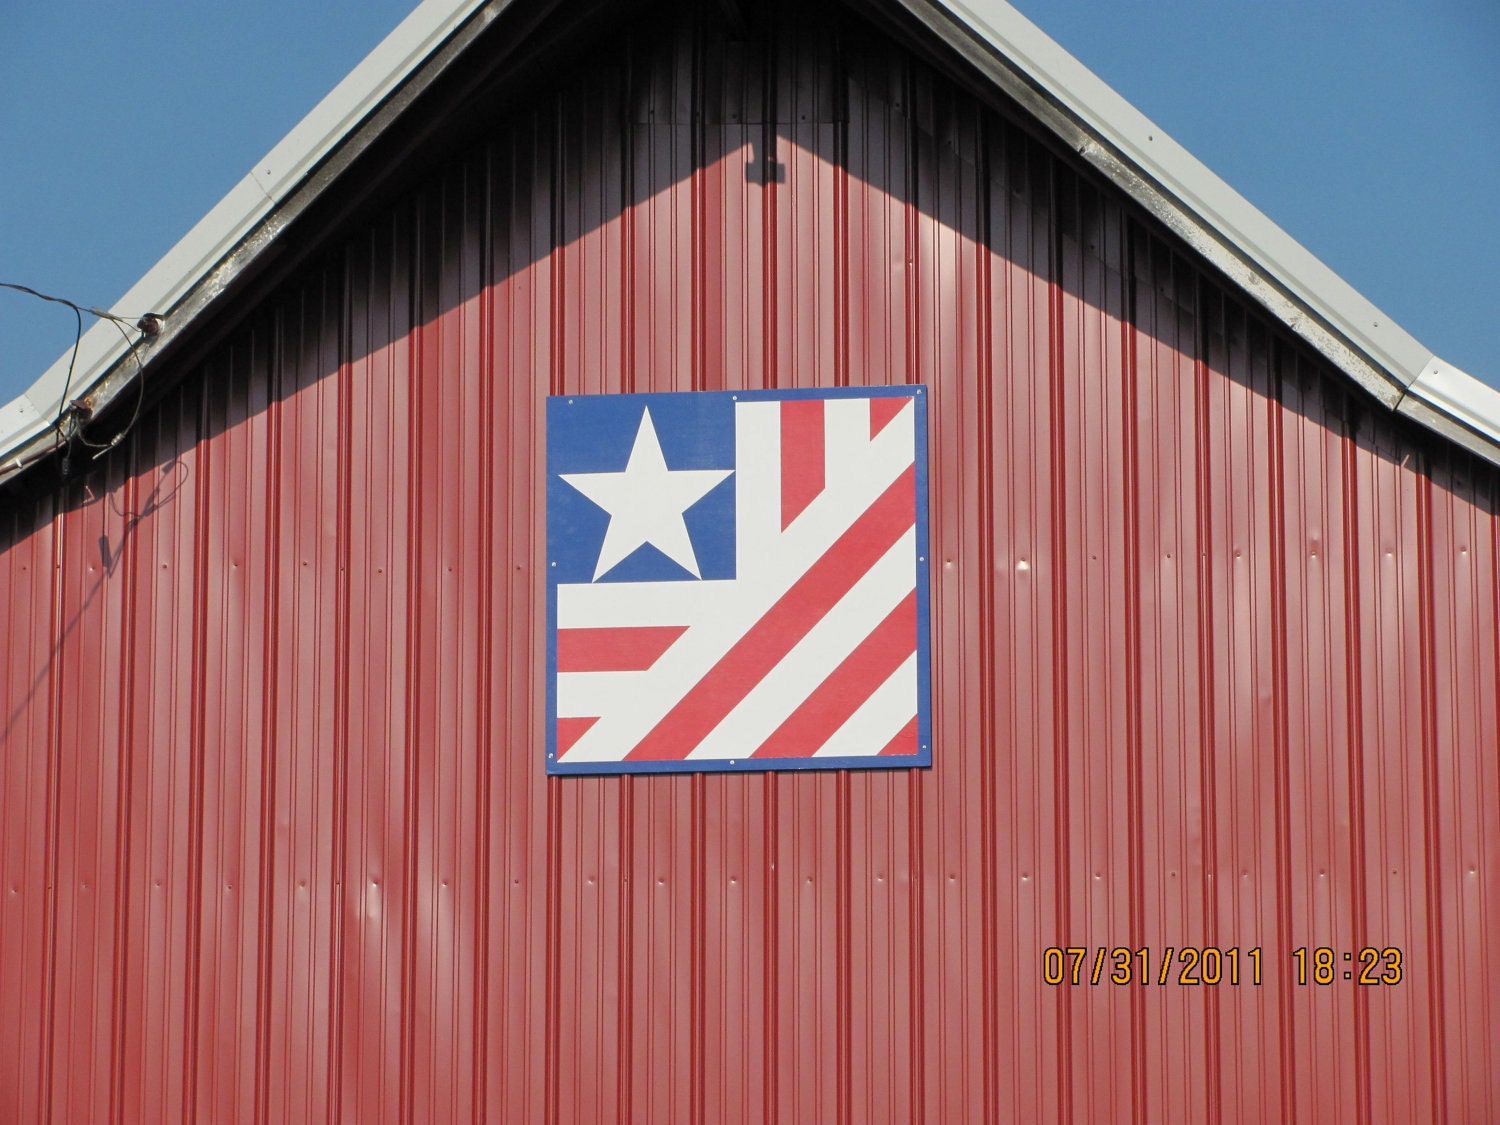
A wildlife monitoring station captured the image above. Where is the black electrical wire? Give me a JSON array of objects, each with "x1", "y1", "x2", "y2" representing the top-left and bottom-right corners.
[
  {"x1": 74, "y1": 317, "x2": 147, "y2": 455},
  {"x1": 0, "y1": 281, "x2": 141, "y2": 330},
  {"x1": 55, "y1": 302, "x2": 84, "y2": 450},
  {"x1": 0, "y1": 281, "x2": 155, "y2": 467}
]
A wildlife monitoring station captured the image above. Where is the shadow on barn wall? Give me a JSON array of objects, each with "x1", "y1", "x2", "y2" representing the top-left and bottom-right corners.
[
  {"x1": 3, "y1": 0, "x2": 1485, "y2": 527},
  {"x1": 0, "y1": 0, "x2": 1494, "y2": 768},
  {"x1": 3, "y1": 0, "x2": 1492, "y2": 751}
]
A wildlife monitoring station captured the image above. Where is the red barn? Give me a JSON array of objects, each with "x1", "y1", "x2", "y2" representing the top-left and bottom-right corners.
[{"x1": 3, "y1": 0, "x2": 1499, "y2": 1120}]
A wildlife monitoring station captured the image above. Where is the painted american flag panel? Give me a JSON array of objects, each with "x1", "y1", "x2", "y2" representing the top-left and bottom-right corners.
[{"x1": 545, "y1": 386, "x2": 932, "y2": 774}]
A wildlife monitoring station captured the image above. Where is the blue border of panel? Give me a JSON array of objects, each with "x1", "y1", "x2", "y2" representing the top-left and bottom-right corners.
[{"x1": 545, "y1": 385, "x2": 932, "y2": 776}]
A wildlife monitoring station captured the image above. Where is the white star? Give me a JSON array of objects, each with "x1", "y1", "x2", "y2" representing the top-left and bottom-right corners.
[{"x1": 560, "y1": 407, "x2": 732, "y2": 581}]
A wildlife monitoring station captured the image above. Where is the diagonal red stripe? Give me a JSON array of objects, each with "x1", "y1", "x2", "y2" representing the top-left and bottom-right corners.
[
  {"x1": 557, "y1": 625, "x2": 688, "y2": 672},
  {"x1": 780, "y1": 399, "x2": 825, "y2": 529},
  {"x1": 870, "y1": 395, "x2": 909, "y2": 439},
  {"x1": 556, "y1": 716, "x2": 600, "y2": 756},
  {"x1": 751, "y1": 590, "x2": 917, "y2": 759},
  {"x1": 626, "y1": 464, "x2": 916, "y2": 761},
  {"x1": 878, "y1": 715, "x2": 918, "y2": 756}
]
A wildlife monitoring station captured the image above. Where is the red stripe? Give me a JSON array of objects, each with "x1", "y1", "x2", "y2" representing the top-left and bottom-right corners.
[
  {"x1": 878, "y1": 715, "x2": 919, "y2": 757},
  {"x1": 556, "y1": 625, "x2": 688, "y2": 672},
  {"x1": 752, "y1": 590, "x2": 917, "y2": 759},
  {"x1": 556, "y1": 716, "x2": 599, "y2": 756},
  {"x1": 626, "y1": 464, "x2": 916, "y2": 761},
  {"x1": 780, "y1": 399, "x2": 825, "y2": 529},
  {"x1": 869, "y1": 395, "x2": 909, "y2": 439}
]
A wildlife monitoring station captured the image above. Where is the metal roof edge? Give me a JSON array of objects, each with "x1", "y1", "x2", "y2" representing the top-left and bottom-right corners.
[
  {"x1": 1398, "y1": 357, "x2": 1500, "y2": 464},
  {"x1": 5, "y1": 0, "x2": 1497, "y2": 484},
  {"x1": 918, "y1": 0, "x2": 1500, "y2": 465},
  {"x1": 0, "y1": 0, "x2": 497, "y2": 485}
]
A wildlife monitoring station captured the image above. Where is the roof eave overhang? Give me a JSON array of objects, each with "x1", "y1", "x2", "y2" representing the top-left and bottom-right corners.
[
  {"x1": 4, "y1": 0, "x2": 1498, "y2": 488},
  {"x1": 885, "y1": 0, "x2": 1500, "y2": 464},
  {"x1": 0, "y1": 0, "x2": 509, "y2": 488}
]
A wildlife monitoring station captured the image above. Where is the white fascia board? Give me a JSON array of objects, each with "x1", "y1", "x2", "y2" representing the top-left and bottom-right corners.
[
  {"x1": 0, "y1": 0, "x2": 489, "y2": 477},
  {"x1": 1400, "y1": 356, "x2": 1500, "y2": 462},
  {"x1": 928, "y1": 0, "x2": 1500, "y2": 462}
]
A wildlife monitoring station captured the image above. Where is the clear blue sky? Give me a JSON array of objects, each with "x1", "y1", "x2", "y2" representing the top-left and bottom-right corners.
[{"x1": 3, "y1": 0, "x2": 1497, "y2": 410}]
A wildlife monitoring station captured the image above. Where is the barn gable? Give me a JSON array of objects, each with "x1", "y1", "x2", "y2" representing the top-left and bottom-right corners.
[{"x1": 2, "y1": 1, "x2": 1497, "y2": 1121}]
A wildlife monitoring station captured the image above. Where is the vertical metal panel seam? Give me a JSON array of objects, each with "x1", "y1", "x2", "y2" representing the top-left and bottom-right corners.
[
  {"x1": 107, "y1": 462, "x2": 140, "y2": 1125},
  {"x1": 1120, "y1": 215, "x2": 1145, "y2": 1125},
  {"x1": 1267, "y1": 337, "x2": 1296, "y2": 1125},
  {"x1": 761, "y1": 773, "x2": 779, "y2": 1125},
  {"x1": 974, "y1": 109, "x2": 1000, "y2": 1125},
  {"x1": 692, "y1": 772, "x2": 709, "y2": 1124},
  {"x1": 543, "y1": 104, "x2": 566, "y2": 1125},
  {"x1": 616, "y1": 773, "x2": 636, "y2": 1125},
  {"x1": 689, "y1": 20, "x2": 710, "y2": 1122},
  {"x1": 615, "y1": 66, "x2": 638, "y2": 1119},
  {"x1": 692, "y1": 10, "x2": 707, "y2": 398},
  {"x1": 1490, "y1": 465, "x2": 1500, "y2": 1122},
  {"x1": 0, "y1": 508, "x2": 12, "y2": 1118},
  {"x1": 39, "y1": 483, "x2": 65, "y2": 1123},
  {"x1": 253, "y1": 311, "x2": 287, "y2": 1125},
  {"x1": 496, "y1": 157, "x2": 521, "y2": 1121},
  {"x1": 328, "y1": 251, "x2": 356, "y2": 1125},
  {"x1": 400, "y1": 203, "x2": 424, "y2": 1125},
  {"x1": 899, "y1": 43, "x2": 927, "y2": 1122},
  {"x1": 1488, "y1": 471, "x2": 1500, "y2": 1124},
  {"x1": 1045, "y1": 148, "x2": 1074, "y2": 1125},
  {"x1": 543, "y1": 774, "x2": 563, "y2": 1125},
  {"x1": 1338, "y1": 385, "x2": 1373, "y2": 1125},
  {"x1": 184, "y1": 368, "x2": 214, "y2": 1119},
  {"x1": 760, "y1": 13, "x2": 782, "y2": 1121},
  {"x1": 831, "y1": 24, "x2": 854, "y2": 1125},
  {"x1": 620, "y1": 40, "x2": 638, "y2": 397},
  {"x1": 1192, "y1": 274, "x2": 1222, "y2": 1125},
  {"x1": 835, "y1": 768, "x2": 852, "y2": 1125},
  {"x1": 1415, "y1": 456, "x2": 1449, "y2": 1123},
  {"x1": 472, "y1": 136, "x2": 497, "y2": 1125},
  {"x1": 1492, "y1": 466, "x2": 1500, "y2": 1113},
  {"x1": 833, "y1": 24, "x2": 851, "y2": 396}
]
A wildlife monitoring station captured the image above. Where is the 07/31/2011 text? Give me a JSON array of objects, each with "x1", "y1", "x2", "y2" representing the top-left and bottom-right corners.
[
  {"x1": 1042, "y1": 946, "x2": 1406, "y2": 986},
  {"x1": 1043, "y1": 947, "x2": 1261, "y2": 986}
]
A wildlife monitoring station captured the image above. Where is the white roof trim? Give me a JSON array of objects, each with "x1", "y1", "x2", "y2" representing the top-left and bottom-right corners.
[
  {"x1": 1401, "y1": 357, "x2": 1500, "y2": 447},
  {"x1": 3, "y1": 0, "x2": 1497, "y2": 483},
  {"x1": 925, "y1": 0, "x2": 1499, "y2": 461},
  {"x1": 0, "y1": 0, "x2": 493, "y2": 482}
]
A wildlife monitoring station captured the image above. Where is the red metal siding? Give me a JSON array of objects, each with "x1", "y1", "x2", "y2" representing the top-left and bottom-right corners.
[{"x1": 3, "y1": 4, "x2": 1499, "y2": 1120}]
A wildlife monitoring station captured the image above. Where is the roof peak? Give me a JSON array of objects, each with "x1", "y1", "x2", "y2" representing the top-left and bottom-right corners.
[{"x1": 4, "y1": 0, "x2": 1494, "y2": 486}]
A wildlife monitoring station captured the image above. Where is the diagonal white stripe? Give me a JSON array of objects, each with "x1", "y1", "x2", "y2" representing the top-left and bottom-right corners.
[
  {"x1": 687, "y1": 529, "x2": 915, "y2": 759},
  {"x1": 812, "y1": 653, "x2": 918, "y2": 758}
]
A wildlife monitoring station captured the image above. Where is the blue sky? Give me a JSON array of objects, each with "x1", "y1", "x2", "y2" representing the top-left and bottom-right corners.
[{"x1": 2, "y1": 0, "x2": 1496, "y2": 409}]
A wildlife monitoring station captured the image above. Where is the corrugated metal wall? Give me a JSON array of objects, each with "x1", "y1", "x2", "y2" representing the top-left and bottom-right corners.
[{"x1": 3, "y1": 2, "x2": 1498, "y2": 1120}]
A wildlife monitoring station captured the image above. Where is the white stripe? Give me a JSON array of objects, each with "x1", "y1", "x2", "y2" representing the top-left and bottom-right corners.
[
  {"x1": 687, "y1": 529, "x2": 916, "y2": 759},
  {"x1": 555, "y1": 670, "x2": 651, "y2": 718},
  {"x1": 734, "y1": 400, "x2": 782, "y2": 576},
  {"x1": 822, "y1": 397, "x2": 875, "y2": 497},
  {"x1": 812, "y1": 653, "x2": 918, "y2": 757},
  {"x1": 777, "y1": 398, "x2": 914, "y2": 558},
  {"x1": 557, "y1": 579, "x2": 733, "y2": 629}
]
